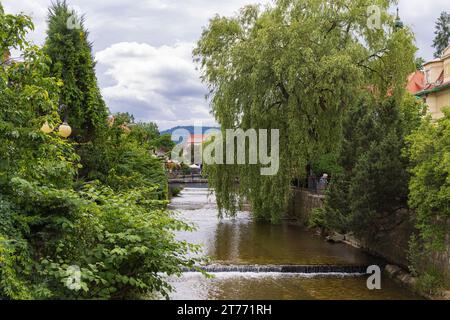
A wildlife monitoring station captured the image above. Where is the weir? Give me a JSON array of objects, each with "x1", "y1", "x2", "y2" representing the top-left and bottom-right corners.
[{"x1": 183, "y1": 264, "x2": 369, "y2": 274}]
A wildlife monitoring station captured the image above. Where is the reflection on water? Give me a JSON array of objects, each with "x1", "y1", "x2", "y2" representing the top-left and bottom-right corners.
[
  {"x1": 170, "y1": 188, "x2": 376, "y2": 265},
  {"x1": 167, "y1": 187, "x2": 422, "y2": 300}
]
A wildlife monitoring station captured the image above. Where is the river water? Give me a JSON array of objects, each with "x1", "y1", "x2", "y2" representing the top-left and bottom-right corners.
[{"x1": 167, "y1": 187, "x2": 421, "y2": 300}]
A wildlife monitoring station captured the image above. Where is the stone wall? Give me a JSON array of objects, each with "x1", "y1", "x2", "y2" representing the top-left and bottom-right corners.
[
  {"x1": 286, "y1": 188, "x2": 324, "y2": 224},
  {"x1": 432, "y1": 223, "x2": 450, "y2": 278},
  {"x1": 288, "y1": 188, "x2": 450, "y2": 278}
]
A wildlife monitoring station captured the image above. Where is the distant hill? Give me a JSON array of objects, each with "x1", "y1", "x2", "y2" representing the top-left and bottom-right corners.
[{"x1": 160, "y1": 126, "x2": 220, "y2": 136}]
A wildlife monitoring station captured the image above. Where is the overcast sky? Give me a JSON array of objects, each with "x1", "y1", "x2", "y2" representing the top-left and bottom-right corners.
[{"x1": 3, "y1": 0, "x2": 449, "y2": 130}]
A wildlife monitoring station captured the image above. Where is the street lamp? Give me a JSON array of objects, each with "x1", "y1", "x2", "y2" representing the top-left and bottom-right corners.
[
  {"x1": 58, "y1": 121, "x2": 72, "y2": 138},
  {"x1": 57, "y1": 104, "x2": 72, "y2": 138},
  {"x1": 40, "y1": 104, "x2": 72, "y2": 138}
]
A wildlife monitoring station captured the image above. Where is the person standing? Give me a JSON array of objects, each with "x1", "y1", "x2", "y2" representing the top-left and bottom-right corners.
[{"x1": 318, "y1": 173, "x2": 329, "y2": 193}]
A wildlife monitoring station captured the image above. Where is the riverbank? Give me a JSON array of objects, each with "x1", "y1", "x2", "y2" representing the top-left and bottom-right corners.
[{"x1": 287, "y1": 188, "x2": 450, "y2": 300}]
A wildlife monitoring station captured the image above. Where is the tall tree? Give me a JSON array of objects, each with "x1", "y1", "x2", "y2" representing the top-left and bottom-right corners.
[
  {"x1": 406, "y1": 108, "x2": 450, "y2": 252},
  {"x1": 195, "y1": 0, "x2": 417, "y2": 222},
  {"x1": 44, "y1": 0, "x2": 108, "y2": 143},
  {"x1": 0, "y1": 3, "x2": 80, "y2": 298},
  {"x1": 310, "y1": 94, "x2": 425, "y2": 238},
  {"x1": 432, "y1": 11, "x2": 450, "y2": 58}
]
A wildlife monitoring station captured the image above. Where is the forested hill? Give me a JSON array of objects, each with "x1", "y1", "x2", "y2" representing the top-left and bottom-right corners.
[{"x1": 160, "y1": 126, "x2": 220, "y2": 136}]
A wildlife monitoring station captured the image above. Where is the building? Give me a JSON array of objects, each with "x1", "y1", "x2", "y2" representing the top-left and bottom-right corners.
[
  {"x1": 406, "y1": 70, "x2": 425, "y2": 94},
  {"x1": 175, "y1": 132, "x2": 219, "y2": 165},
  {"x1": 186, "y1": 134, "x2": 209, "y2": 145},
  {"x1": 416, "y1": 45, "x2": 450, "y2": 119}
]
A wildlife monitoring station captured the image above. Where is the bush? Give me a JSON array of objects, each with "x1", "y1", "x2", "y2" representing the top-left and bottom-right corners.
[
  {"x1": 170, "y1": 187, "x2": 183, "y2": 198},
  {"x1": 405, "y1": 107, "x2": 450, "y2": 252},
  {"x1": 0, "y1": 5, "x2": 202, "y2": 300},
  {"x1": 416, "y1": 267, "x2": 446, "y2": 295},
  {"x1": 30, "y1": 184, "x2": 201, "y2": 299},
  {"x1": 309, "y1": 175, "x2": 351, "y2": 233}
]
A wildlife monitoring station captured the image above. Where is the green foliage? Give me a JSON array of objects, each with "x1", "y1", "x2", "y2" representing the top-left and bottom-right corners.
[
  {"x1": 195, "y1": 0, "x2": 416, "y2": 221},
  {"x1": 155, "y1": 134, "x2": 176, "y2": 153},
  {"x1": 0, "y1": 196, "x2": 34, "y2": 299},
  {"x1": 44, "y1": 0, "x2": 109, "y2": 143},
  {"x1": 170, "y1": 186, "x2": 183, "y2": 198},
  {"x1": 432, "y1": 11, "x2": 450, "y2": 58},
  {"x1": 311, "y1": 94, "x2": 424, "y2": 237},
  {"x1": 405, "y1": 108, "x2": 450, "y2": 252},
  {"x1": 414, "y1": 57, "x2": 425, "y2": 71},
  {"x1": 404, "y1": 108, "x2": 450, "y2": 293},
  {"x1": 309, "y1": 175, "x2": 351, "y2": 233},
  {"x1": 408, "y1": 233, "x2": 450, "y2": 295},
  {"x1": 416, "y1": 267, "x2": 446, "y2": 295},
  {"x1": 9, "y1": 181, "x2": 200, "y2": 299},
  {"x1": 407, "y1": 234, "x2": 423, "y2": 277},
  {"x1": 80, "y1": 114, "x2": 168, "y2": 195},
  {"x1": 0, "y1": 4, "x2": 202, "y2": 300},
  {"x1": 0, "y1": 4, "x2": 34, "y2": 52},
  {"x1": 310, "y1": 152, "x2": 343, "y2": 177},
  {"x1": 0, "y1": 235, "x2": 33, "y2": 299}
]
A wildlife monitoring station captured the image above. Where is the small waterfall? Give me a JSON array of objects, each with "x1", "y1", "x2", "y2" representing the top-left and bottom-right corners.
[
  {"x1": 183, "y1": 264, "x2": 369, "y2": 274},
  {"x1": 169, "y1": 187, "x2": 216, "y2": 210}
]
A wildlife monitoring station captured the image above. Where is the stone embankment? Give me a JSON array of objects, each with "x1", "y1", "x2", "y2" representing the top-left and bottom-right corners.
[{"x1": 288, "y1": 188, "x2": 450, "y2": 300}]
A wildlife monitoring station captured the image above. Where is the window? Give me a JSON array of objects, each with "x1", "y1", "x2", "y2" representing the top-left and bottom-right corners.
[{"x1": 425, "y1": 70, "x2": 431, "y2": 84}]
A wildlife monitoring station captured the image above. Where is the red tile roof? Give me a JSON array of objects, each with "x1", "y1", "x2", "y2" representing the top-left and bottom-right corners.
[{"x1": 406, "y1": 71, "x2": 425, "y2": 94}]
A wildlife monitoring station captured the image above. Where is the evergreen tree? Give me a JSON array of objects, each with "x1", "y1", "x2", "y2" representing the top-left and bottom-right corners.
[
  {"x1": 44, "y1": 0, "x2": 108, "y2": 143},
  {"x1": 432, "y1": 11, "x2": 450, "y2": 58},
  {"x1": 1, "y1": 4, "x2": 201, "y2": 299},
  {"x1": 312, "y1": 94, "x2": 425, "y2": 239},
  {"x1": 348, "y1": 100, "x2": 409, "y2": 236}
]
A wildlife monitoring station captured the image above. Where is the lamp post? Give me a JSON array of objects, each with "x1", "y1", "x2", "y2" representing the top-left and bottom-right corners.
[
  {"x1": 40, "y1": 104, "x2": 72, "y2": 138},
  {"x1": 40, "y1": 120, "x2": 53, "y2": 134},
  {"x1": 57, "y1": 104, "x2": 72, "y2": 138}
]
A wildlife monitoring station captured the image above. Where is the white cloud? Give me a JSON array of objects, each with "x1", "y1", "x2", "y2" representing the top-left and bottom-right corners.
[
  {"x1": 2, "y1": 0, "x2": 448, "y2": 129},
  {"x1": 95, "y1": 41, "x2": 213, "y2": 129},
  {"x1": 398, "y1": 0, "x2": 449, "y2": 59}
]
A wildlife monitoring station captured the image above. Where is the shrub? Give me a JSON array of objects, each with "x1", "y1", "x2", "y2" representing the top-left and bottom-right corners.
[
  {"x1": 4, "y1": 179, "x2": 202, "y2": 299},
  {"x1": 170, "y1": 187, "x2": 183, "y2": 198},
  {"x1": 0, "y1": 4, "x2": 202, "y2": 300},
  {"x1": 405, "y1": 107, "x2": 450, "y2": 252},
  {"x1": 416, "y1": 267, "x2": 446, "y2": 295}
]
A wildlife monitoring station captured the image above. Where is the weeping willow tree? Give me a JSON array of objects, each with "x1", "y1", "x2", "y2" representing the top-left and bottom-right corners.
[{"x1": 194, "y1": 0, "x2": 416, "y2": 222}]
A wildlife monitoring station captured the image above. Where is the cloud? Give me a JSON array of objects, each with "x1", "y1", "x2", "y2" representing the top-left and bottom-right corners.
[
  {"x1": 399, "y1": 0, "x2": 448, "y2": 59},
  {"x1": 95, "y1": 41, "x2": 214, "y2": 130},
  {"x1": 2, "y1": 0, "x2": 448, "y2": 129}
]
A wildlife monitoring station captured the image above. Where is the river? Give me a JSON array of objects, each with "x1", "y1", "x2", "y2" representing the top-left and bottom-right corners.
[{"x1": 166, "y1": 186, "x2": 421, "y2": 300}]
